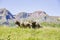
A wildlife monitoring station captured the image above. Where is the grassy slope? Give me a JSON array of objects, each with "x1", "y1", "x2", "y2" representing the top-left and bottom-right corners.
[
  {"x1": 41, "y1": 22, "x2": 60, "y2": 27},
  {"x1": 0, "y1": 27, "x2": 60, "y2": 40}
]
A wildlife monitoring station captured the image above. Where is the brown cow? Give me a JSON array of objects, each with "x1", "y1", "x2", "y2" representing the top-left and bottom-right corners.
[
  {"x1": 26, "y1": 23, "x2": 31, "y2": 28},
  {"x1": 21, "y1": 23, "x2": 26, "y2": 28}
]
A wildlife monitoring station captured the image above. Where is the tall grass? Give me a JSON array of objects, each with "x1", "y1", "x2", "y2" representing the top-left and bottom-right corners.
[{"x1": 0, "y1": 26, "x2": 60, "y2": 40}]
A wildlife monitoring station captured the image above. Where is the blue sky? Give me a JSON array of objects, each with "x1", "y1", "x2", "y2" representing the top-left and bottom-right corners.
[{"x1": 0, "y1": 0, "x2": 60, "y2": 16}]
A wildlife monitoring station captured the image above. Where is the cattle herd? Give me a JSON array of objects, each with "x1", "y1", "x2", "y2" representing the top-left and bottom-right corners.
[{"x1": 15, "y1": 21, "x2": 42, "y2": 29}]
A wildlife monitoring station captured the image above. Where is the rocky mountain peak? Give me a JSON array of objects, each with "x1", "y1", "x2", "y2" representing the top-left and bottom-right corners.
[{"x1": 0, "y1": 8, "x2": 15, "y2": 25}]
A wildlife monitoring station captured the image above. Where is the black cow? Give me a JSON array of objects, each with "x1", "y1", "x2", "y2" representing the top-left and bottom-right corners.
[
  {"x1": 31, "y1": 22, "x2": 36, "y2": 28},
  {"x1": 15, "y1": 21, "x2": 20, "y2": 27},
  {"x1": 31, "y1": 22, "x2": 41, "y2": 29}
]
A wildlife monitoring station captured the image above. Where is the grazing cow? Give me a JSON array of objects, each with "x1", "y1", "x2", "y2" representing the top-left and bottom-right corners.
[
  {"x1": 31, "y1": 22, "x2": 41, "y2": 28},
  {"x1": 26, "y1": 23, "x2": 31, "y2": 28},
  {"x1": 21, "y1": 22, "x2": 31, "y2": 28},
  {"x1": 31, "y1": 22, "x2": 36, "y2": 28},
  {"x1": 15, "y1": 21, "x2": 20, "y2": 27},
  {"x1": 36, "y1": 23, "x2": 41, "y2": 28},
  {"x1": 21, "y1": 23, "x2": 26, "y2": 28}
]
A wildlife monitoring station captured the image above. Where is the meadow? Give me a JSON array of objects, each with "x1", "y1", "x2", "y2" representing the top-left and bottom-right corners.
[{"x1": 0, "y1": 26, "x2": 60, "y2": 40}]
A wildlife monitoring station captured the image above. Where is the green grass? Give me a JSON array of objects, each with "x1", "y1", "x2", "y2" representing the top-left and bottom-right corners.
[
  {"x1": 41, "y1": 22, "x2": 60, "y2": 27},
  {"x1": 0, "y1": 26, "x2": 60, "y2": 40}
]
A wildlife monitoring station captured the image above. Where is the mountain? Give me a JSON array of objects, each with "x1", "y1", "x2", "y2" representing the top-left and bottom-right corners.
[
  {"x1": 16, "y1": 12, "x2": 30, "y2": 18},
  {"x1": 16, "y1": 10, "x2": 60, "y2": 23},
  {"x1": 0, "y1": 8, "x2": 60, "y2": 26},
  {"x1": 15, "y1": 12, "x2": 31, "y2": 22},
  {"x1": 16, "y1": 11, "x2": 48, "y2": 22},
  {"x1": 0, "y1": 8, "x2": 15, "y2": 25}
]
